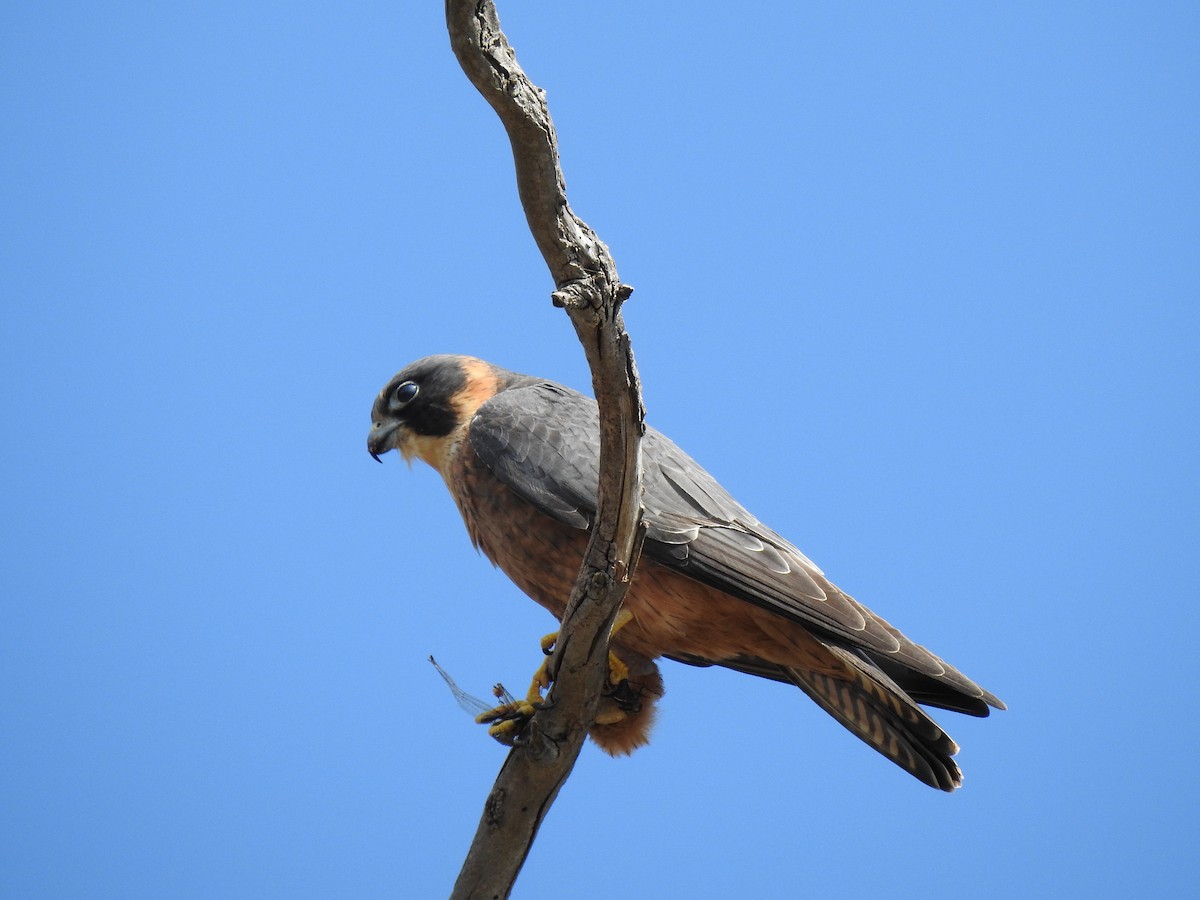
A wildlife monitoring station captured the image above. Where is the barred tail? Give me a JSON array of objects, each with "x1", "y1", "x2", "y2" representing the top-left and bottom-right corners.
[{"x1": 786, "y1": 644, "x2": 963, "y2": 791}]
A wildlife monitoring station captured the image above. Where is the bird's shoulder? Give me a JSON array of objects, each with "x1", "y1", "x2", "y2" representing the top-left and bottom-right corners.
[{"x1": 465, "y1": 379, "x2": 599, "y2": 530}]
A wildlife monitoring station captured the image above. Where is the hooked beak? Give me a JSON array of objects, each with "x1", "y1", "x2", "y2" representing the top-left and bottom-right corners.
[{"x1": 367, "y1": 421, "x2": 401, "y2": 463}]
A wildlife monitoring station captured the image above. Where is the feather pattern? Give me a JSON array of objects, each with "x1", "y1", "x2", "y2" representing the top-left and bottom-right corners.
[{"x1": 468, "y1": 381, "x2": 1003, "y2": 712}]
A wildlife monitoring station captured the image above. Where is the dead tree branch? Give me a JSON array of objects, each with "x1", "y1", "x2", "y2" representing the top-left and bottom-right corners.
[{"x1": 445, "y1": 2, "x2": 645, "y2": 897}]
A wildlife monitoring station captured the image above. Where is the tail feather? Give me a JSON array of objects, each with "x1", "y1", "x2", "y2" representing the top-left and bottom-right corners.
[{"x1": 785, "y1": 645, "x2": 963, "y2": 791}]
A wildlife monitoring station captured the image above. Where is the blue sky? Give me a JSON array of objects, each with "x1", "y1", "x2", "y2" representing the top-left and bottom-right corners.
[{"x1": 2, "y1": 2, "x2": 1197, "y2": 897}]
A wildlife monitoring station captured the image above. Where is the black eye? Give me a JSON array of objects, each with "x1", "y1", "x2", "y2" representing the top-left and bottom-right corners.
[{"x1": 393, "y1": 381, "x2": 418, "y2": 406}]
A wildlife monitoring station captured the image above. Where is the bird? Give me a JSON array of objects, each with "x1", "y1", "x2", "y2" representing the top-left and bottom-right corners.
[{"x1": 367, "y1": 354, "x2": 1004, "y2": 791}]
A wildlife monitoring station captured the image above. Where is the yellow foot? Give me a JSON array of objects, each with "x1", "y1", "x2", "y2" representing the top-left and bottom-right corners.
[
  {"x1": 526, "y1": 656, "x2": 552, "y2": 704},
  {"x1": 475, "y1": 613, "x2": 638, "y2": 747},
  {"x1": 539, "y1": 610, "x2": 634, "y2": 686},
  {"x1": 475, "y1": 697, "x2": 540, "y2": 745},
  {"x1": 473, "y1": 645, "x2": 554, "y2": 746},
  {"x1": 607, "y1": 650, "x2": 629, "y2": 685}
]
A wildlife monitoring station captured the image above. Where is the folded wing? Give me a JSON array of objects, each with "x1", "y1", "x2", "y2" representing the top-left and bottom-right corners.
[{"x1": 467, "y1": 382, "x2": 1004, "y2": 719}]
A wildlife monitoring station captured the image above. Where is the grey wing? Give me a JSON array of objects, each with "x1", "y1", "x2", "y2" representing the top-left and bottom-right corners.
[
  {"x1": 468, "y1": 382, "x2": 1003, "y2": 713},
  {"x1": 466, "y1": 381, "x2": 599, "y2": 530}
]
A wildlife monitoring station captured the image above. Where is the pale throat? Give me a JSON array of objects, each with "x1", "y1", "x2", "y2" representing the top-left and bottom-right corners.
[
  {"x1": 400, "y1": 428, "x2": 463, "y2": 480},
  {"x1": 399, "y1": 359, "x2": 500, "y2": 483}
]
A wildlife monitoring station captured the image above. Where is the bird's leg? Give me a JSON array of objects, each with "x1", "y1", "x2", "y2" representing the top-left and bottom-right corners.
[
  {"x1": 540, "y1": 610, "x2": 634, "y2": 687},
  {"x1": 472, "y1": 631, "x2": 556, "y2": 743},
  {"x1": 605, "y1": 608, "x2": 633, "y2": 685},
  {"x1": 475, "y1": 610, "x2": 636, "y2": 745},
  {"x1": 474, "y1": 695, "x2": 539, "y2": 744}
]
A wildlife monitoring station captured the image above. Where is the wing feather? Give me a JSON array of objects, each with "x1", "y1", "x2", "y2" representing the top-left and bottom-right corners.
[{"x1": 468, "y1": 382, "x2": 1002, "y2": 711}]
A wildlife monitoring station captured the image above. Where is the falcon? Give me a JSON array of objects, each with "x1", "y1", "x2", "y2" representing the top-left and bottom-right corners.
[{"x1": 367, "y1": 354, "x2": 1004, "y2": 790}]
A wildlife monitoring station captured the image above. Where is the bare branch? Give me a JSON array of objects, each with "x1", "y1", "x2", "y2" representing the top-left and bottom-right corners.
[{"x1": 445, "y1": 2, "x2": 645, "y2": 897}]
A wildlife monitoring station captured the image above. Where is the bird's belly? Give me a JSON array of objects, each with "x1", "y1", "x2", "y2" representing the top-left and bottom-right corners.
[{"x1": 450, "y1": 457, "x2": 829, "y2": 671}]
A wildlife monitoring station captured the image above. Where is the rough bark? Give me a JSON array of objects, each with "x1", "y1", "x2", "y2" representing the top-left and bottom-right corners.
[{"x1": 444, "y1": 2, "x2": 645, "y2": 898}]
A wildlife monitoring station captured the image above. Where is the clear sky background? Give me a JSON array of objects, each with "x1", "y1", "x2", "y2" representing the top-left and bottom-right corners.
[{"x1": 3, "y1": 2, "x2": 1197, "y2": 897}]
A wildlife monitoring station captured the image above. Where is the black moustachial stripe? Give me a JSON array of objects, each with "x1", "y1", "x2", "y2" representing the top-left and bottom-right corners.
[{"x1": 393, "y1": 354, "x2": 469, "y2": 438}]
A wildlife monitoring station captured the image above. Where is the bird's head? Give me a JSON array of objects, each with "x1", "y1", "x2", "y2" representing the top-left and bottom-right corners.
[{"x1": 367, "y1": 354, "x2": 500, "y2": 474}]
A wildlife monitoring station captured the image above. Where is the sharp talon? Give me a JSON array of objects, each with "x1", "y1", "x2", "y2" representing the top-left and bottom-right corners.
[
  {"x1": 485, "y1": 717, "x2": 526, "y2": 746},
  {"x1": 474, "y1": 631, "x2": 568, "y2": 747},
  {"x1": 476, "y1": 697, "x2": 541, "y2": 745}
]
